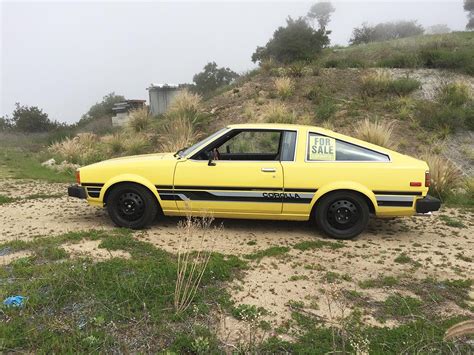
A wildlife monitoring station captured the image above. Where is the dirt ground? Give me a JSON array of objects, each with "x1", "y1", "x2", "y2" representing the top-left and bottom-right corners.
[{"x1": 1, "y1": 178, "x2": 473, "y2": 342}]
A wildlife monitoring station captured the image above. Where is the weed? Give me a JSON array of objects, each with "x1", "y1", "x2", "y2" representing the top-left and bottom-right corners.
[
  {"x1": 124, "y1": 134, "x2": 150, "y2": 155},
  {"x1": 382, "y1": 294, "x2": 423, "y2": 318},
  {"x1": 293, "y1": 240, "x2": 344, "y2": 251},
  {"x1": 168, "y1": 89, "x2": 202, "y2": 117},
  {"x1": 0, "y1": 194, "x2": 15, "y2": 204},
  {"x1": 158, "y1": 115, "x2": 202, "y2": 153},
  {"x1": 388, "y1": 77, "x2": 421, "y2": 96},
  {"x1": 359, "y1": 276, "x2": 399, "y2": 289},
  {"x1": 394, "y1": 253, "x2": 416, "y2": 264},
  {"x1": 439, "y1": 215, "x2": 466, "y2": 228},
  {"x1": 231, "y1": 304, "x2": 268, "y2": 321},
  {"x1": 314, "y1": 98, "x2": 337, "y2": 121},
  {"x1": 244, "y1": 246, "x2": 290, "y2": 261}
]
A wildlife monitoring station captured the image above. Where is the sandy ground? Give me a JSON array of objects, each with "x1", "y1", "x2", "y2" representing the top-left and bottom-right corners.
[{"x1": 1, "y1": 179, "x2": 473, "y2": 343}]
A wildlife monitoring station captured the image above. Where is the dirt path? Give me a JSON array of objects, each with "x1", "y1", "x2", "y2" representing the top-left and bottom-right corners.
[{"x1": 1, "y1": 179, "x2": 473, "y2": 340}]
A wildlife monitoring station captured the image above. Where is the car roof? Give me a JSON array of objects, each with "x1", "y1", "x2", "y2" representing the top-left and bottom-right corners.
[{"x1": 227, "y1": 123, "x2": 328, "y2": 132}]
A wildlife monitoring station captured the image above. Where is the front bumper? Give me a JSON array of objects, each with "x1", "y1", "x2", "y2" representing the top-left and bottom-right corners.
[
  {"x1": 68, "y1": 185, "x2": 87, "y2": 199},
  {"x1": 416, "y1": 195, "x2": 441, "y2": 213}
]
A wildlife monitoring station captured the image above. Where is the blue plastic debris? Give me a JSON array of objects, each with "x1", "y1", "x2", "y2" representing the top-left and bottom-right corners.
[{"x1": 3, "y1": 295, "x2": 26, "y2": 308}]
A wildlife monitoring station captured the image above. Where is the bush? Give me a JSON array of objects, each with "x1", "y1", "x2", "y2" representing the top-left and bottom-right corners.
[
  {"x1": 103, "y1": 133, "x2": 125, "y2": 154},
  {"x1": 438, "y1": 82, "x2": 471, "y2": 107},
  {"x1": 324, "y1": 58, "x2": 366, "y2": 68},
  {"x1": 350, "y1": 20, "x2": 424, "y2": 45},
  {"x1": 378, "y1": 53, "x2": 421, "y2": 68},
  {"x1": 314, "y1": 98, "x2": 337, "y2": 121},
  {"x1": 354, "y1": 118, "x2": 396, "y2": 149},
  {"x1": 252, "y1": 17, "x2": 330, "y2": 64},
  {"x1": 420, "y1": 48, "x2": 474, "y2": 75},
  {"x1": 423, "y1": 154, "x2": 462, "y2": 200},
  {"x1": 388, "y1": 77, "x2": 421, "y2": 96},
  {"x1": 274, "y1": 77, "x2": 295, "y2": 99},
  {"x1": 262, "y1": 102, "x2": 295, "y2": 123},
  {"x1": 417, "y1": 101, "x2": 473, "y2": 132},
  {"x1": 127, "y1": 107, "x2": 151, "y2": 133},
  {"x1": 360, "y1": 72, "x2": 391, "y2": 97}
]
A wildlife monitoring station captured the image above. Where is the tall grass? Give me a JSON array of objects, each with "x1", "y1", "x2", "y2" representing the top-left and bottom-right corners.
[
  {"x1": 354, "y1": 118, "x2": 396, "y2": 149},
  {"x1": 274, "y1": 77, "x2": 294, "y2": 99},
  {"x1": 124, "y1": 134, "x2": 150, "y2": 155},
  {"x1": 423, "y1": 154, "x2": 462, "y2": 200},
  {"x1": 361, "y1": 71, "x2": 420, "y2": 97},
  {"x1": 168, "y1": 90, "x2": 202, "y2": 117},
  {"x1": 174, "y1": 215, "x2": 215, "y2": 314},
  {"x1": 128, "y1": 107, "x2": 152, "y2": 133},
  {"x1": 261, "y1": 102, "x2": 295, "y2": 124},
  {"x1": 158, "y1": 116, "x2": 201, "y2": 153}
]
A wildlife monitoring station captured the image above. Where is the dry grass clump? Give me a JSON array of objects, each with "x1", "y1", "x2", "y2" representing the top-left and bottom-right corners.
[
  {"x1": 354, "y1": 118, "x2": 396, "y2": 149},
  {"x1": 423, "y1": 154, "x2": 462, "y2": 199},
  {"x1": 174, "y1": 215, "x2": 216, "y2": 314},
  {"x1": 168, "y1": 89, "x2": 202, "y2": 117},
  {"x1": 49, "y1": 137, "x2": 84, "y2": 163},
  {"x1": 102, "y1": 132, "x2": 125, "y2": 154},
  {"x1": 124, "y1": 134, "x2": 150, "y2": 155},
  {"x1": 76, "y1": 132, "x2": 99, "y2": 148},
  {"x1": 360, "y1": 71, "x2": 392, "y2": 97},
  {"x1": 437, "y1": 81, "x2": 471, "y2": 107},
  {"x1": 49, "y1": 133, "x2": 104, "y2": 164},
  {"x1": 128, "y1": 107, "x2": 151, "y2": 133},
  {"x1": 274, "y1": 77, "x2": 295, "y2": 99},
  {"x1": 158, "y1": 116, "x2": 201, "y2": 153},
  {"x1": 261, "y1": 102, "x2": 296, "y2": 124}
]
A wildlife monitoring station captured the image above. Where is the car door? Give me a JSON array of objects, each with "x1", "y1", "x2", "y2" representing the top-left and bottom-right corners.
[{"x1": 171, "y1": 129, "x2": 284, "y2": 216}]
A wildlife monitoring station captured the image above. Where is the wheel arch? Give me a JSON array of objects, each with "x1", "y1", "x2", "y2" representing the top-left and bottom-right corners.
[
  {"x1": 101, "y1": 175, "x2": 162, "y2": 210},
  {"x1": 310, "y1": 183, "x2": 376, "y2": 219}
]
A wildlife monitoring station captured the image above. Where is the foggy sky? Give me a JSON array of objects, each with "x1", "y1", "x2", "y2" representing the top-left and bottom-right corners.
[{"x1": 0, "y1": 1, "x2": 468, "y2": 124}]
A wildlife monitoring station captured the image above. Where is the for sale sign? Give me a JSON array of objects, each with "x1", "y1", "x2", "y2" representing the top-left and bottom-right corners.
[{"x1": 309, "y1": 136, "x2": 336, "y2": 161}]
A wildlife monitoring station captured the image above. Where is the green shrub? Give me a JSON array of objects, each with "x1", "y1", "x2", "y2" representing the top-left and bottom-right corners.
[
  {"x1": 438, "y1": 82, "x2": 471, "y2": 107},
  {"x1": 324, "y1": 58, "x2": 366, "y2": 69},
  {"x1": 314, "y1": 98, "x2": 337, "y2": 121},
  {"x1": 378, "y1": 53, "x2": 421, "y2": 68},
  {"x1": 420, "y1": 48, "x2": 474, "y2": 75},
  {"x1": 387, "y1": 78, "x2": 421, "y2": 96}
]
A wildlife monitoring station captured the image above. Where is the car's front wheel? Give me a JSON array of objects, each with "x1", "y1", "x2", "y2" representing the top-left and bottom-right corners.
[
  {"x1": 106, "y1": 183, "x2": 158, "y2": 229},
  {"x1": 315, "y1": 191, "x2": 369, "y2": 240}
]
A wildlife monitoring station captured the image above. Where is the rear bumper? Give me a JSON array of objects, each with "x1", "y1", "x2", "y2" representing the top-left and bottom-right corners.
[
  {"x1": 68, "y1": 185, "x2": 87, "y2": 199},
  {"x1": 416, "y1": 195, "x2": 441, "y2": 213}
]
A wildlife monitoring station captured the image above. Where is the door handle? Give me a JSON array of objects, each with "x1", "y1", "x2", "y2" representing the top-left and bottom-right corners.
[{"x1": 261, "y1": 168, "x2": 276, "y2": 173}]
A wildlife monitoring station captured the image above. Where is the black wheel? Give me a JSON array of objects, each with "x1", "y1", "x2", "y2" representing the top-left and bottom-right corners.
[
  {"x1": 315, "y1": 191, "x2": 369, "y2": 239},
  {"x1": 106, "y1": 183, "x2": 158, "y2": 229}
]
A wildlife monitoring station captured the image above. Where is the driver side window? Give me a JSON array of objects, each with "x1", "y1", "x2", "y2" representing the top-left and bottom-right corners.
[{"x1": 194, "y1": 129, "x2": 284, "y2": 161}]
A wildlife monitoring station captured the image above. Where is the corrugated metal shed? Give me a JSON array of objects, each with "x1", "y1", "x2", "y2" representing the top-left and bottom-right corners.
[{"x1": 147, "y1": 84, "x2": 182, "y2": 116}]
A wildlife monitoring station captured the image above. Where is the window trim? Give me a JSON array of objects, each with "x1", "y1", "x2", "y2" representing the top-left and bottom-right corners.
[
  {"x1": 189, "y1": 128, "x2": 298, "y2": 163},
  {"x1": 305, "y1": 131, "x2": 391, "y2": 163}
]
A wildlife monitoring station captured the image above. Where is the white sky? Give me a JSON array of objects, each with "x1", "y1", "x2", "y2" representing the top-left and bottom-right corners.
[{"x1": 0, "y1": 0, "x2": 468, "y2": 123}]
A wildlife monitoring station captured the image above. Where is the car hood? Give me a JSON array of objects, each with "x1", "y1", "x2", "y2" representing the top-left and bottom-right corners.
[{"x1": 84, "y1": 152, "x2": 176, "y2": 168}]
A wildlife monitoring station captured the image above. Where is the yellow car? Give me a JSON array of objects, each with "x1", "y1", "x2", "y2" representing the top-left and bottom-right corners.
[{"x1": 68, "y1": 123, "x2": 440, "y2": 239}]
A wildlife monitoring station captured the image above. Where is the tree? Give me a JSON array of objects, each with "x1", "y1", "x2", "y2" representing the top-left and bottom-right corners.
[
  {"x1": 350, "y1": 20, "x2": 424, "y2": 45},
  {"x1": 10, "y1": 103, "x2": 56, "y2": 132},
  {"x1": 252, "y1": 17, "x2": 330, "y2": 64},
  {"x1": 307, "y1": 2, "x2": 335, "y2": 31},
  {"x1": 79, "y1": 92, "x2": 125, "y2": 124},
  {"x1": 465, "y1": 0, "x2": 474, "y2": 29},
  {"x1": 0, "y1": 116, "x2": 11, "y2": 131},
  {"x1": 192, "y1": 62, "x2": 239, "y2": 95},
  {"x1": 425, "y1": 24, "x2": 451, "y2": 35}
]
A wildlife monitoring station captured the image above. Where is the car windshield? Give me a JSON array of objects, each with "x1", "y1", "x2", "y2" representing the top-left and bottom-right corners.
[{"x1": 177, "y1": 128, "x2": 228, "y2": 157}]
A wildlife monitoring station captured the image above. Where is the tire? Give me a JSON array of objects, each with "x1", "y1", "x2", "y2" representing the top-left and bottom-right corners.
[
  {"x1": 315, "y1": 191, "x2": 369, "y2": 240},
  {"x1": 106, "y1": 183, "x2": 158, "y2": 229}
]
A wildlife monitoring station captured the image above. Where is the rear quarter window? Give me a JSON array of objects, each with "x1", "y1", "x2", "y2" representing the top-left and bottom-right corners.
[{"x1": 307, "y1": 133, "x2": 389, "y2": 162}]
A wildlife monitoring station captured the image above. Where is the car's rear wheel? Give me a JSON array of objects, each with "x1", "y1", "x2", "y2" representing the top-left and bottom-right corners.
[
  {"x1": 315, "y1": 191, "x2": 369, "y2": 240},
  {"x1": 106, "y1": 183, "x2": 158, "y2": 229}
]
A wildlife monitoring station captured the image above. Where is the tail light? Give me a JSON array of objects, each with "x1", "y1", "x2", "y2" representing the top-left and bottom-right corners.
[
  {"x1": 425, "y1": 171, "x2": 431, "y2": 188},
  {"x1": 75, "y1": 170, "x2": 81, "y2": 184}
]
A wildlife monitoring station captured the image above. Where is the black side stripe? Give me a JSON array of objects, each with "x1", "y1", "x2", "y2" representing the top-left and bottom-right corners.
[
  {"x1": 373, "y1": 191, "x2": 422, "y2": 196},
  {"x1": 158, "y1": 191, "x2": 312, "y2": 204},
  {"x1": 156, "y1": 185, "x2": 317, "y2": 193},
  {"x1": 377, "y1": 201, "x2": 413, "y2": 207}
]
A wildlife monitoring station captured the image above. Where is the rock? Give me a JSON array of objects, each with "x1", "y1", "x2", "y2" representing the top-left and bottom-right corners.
[{"x1": 41, "y1": 158, "x2": 56, "y2": 167}]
